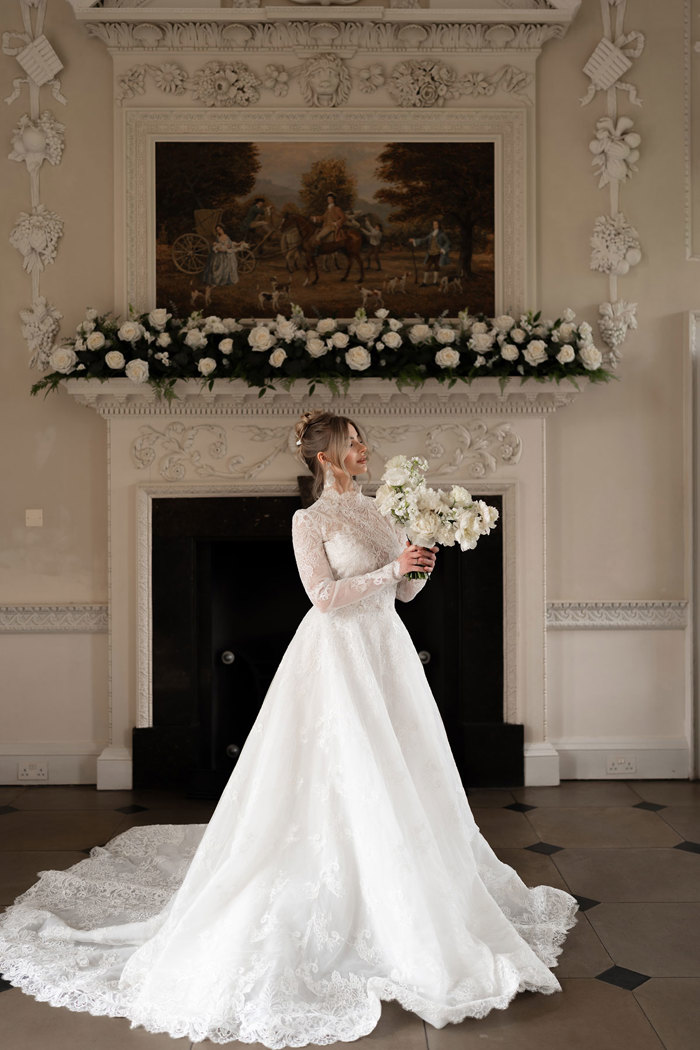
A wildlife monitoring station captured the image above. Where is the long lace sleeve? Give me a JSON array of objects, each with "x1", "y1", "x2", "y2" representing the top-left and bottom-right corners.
[
  {"x1": 396, "y1": 575, "x2": 427, "y2": 603},
  {"x1": 292, "y1": 511, "x2": 401, "y2": 613}
]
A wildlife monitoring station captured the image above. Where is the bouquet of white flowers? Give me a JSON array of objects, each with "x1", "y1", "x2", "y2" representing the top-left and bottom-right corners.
[{"x1": 375, "y1": 455, "x2": 500, "y2": 579}]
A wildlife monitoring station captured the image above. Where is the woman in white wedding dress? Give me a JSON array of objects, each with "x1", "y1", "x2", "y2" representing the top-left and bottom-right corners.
[{"x1": 0, "y1": 411, "x2": 577, "y2": 1047}]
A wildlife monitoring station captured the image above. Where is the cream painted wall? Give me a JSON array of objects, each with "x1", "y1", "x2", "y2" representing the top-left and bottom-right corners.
[{"x1": 0, "y1": 0, "x2": 694, "y2": 780}]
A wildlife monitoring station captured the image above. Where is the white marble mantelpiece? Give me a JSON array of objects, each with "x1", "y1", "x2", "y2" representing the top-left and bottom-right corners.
[{"x1": 65, "y1": 377, "x2": 585, "y2": 789}]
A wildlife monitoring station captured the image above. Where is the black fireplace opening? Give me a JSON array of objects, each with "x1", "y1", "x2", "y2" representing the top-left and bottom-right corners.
[{"x1": 134, "y1": 492, "x2": 521, "y2": 796}]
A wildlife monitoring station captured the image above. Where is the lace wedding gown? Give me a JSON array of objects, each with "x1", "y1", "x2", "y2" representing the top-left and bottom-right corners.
[{"x1": 0, "y1": 485, "x2": 578, "y2": 1047}]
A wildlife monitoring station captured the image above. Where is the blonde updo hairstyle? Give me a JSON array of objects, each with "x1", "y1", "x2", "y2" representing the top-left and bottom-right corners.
[{"x1": 295, "y1": 411, "x2": 365, "y2": 499}]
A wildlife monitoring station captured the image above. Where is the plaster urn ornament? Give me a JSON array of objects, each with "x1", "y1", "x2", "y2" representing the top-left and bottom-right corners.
[
  {"x1": 20, "y1": 296, "x2": 63, "y2": 370},
  {"x1": 589, "y1": 115, "x2": 640, "y2": 187},
  {"x1": 590, "y1": 213, "x2": 641, "y2": 276},
  {"x1": 10, "y1": 204, "x2": 64, "y2": 276},
  {"x1": 298, "y1": 54, "x2": 352, "y2": 108}
]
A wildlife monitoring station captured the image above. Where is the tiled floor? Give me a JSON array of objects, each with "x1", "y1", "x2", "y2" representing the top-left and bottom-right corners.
[{"x1": 1, "y1": 779, "x2": 699, "y2": 1049}]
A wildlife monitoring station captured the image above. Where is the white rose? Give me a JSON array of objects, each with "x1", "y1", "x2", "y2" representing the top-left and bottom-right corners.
[
  {"x1": 383, "y1": 330, "x2": 402, "y2": 349},
  {"x1": 345, "y1": 346, "x2": 372, "y2": 371},
  {"x1": 331, "y1": 331, "x2": 350, "y2": 349},
  {"x1": 156, "y1": 332, "x2": 172, "y2": 348},
  {"x1": 449, "y1": 485, "x2": 472, "y2": 507},
  {"x1": 388, "y1": 318, "x2": 402, "y2": 332},
  {"x1": 275, "y1": 319, "x2": 297, "y2": 342},
  {"x1": 74, "y1": 337, "x2": 85, "y2": 351},
  {"x1": 510, "y1": 327, "x2": 526, "y2": 344},
  {"x1": 269, "y1": 347, "x2": 287, "y2": 368},
  {"x1": 79, "y1": 321, "x2": 95, "y2": 335},
  {"x1": 557, "y1": 322, "x2": 577, "y2": 343},
  {"x1": 470, "y1": 331, "x2": 495, "y2": 353},
  {"x1": 562, "y1": 307, "x2": 576, "y2": 323},
  {"x1": 223, "y1": 318, "x2": 242, "y2": 333},
  {"x1": 86, "y1": 331, "x2": 105, "y2": 351},
  {"x1": 532, "y1": 325, "x2": 548, "y2": 338},
  {"x1": 523, "y1": 339, "x2": 548, "y2": 366},
  {"x1": 474, "y1": 355, "x2": 486, "y2": 367},
  {"x1": 148, "y1": 308, "x2": 171, "y2": 330},
  {"x1": 117, "y1": 320, "x2": 143, "y2": 343},
  {"x1": 471, "y1": 321, "x2": 489, "y2": 335},
  {"x1": 408, "y1": 511, "x2": 441, "y2": 548},
  {"x1": 578, "y1": 321, "x2": 593, "y2": 343},
  {"x1": 408, "y1": 324, "x2": 431, "y2": 344},
  {"x1": 185, "y1": 328, "x2": 208, "y2": 349},
  {"x1": 105, "y1": 350, "x2": 126, "y2": 370},
  {"x1": 248, "y1": 325, "x2": 276, "y2": 352},
  {"x1": 501, "y1": 343, "x2": 519, "y2": 362},
  {"x1": 375, "y1": 308, "x2": 389, "y2": 319},
  {"x1": 49, "y1": 347, "x2": 77, "y2": 374},
  {"x1": 382, "y1": 466, "x2": 411, "y2": 486},
  {"x1": 316, "y1": 318, "x2": 337, "y2": 335},
  {"x1": 125, "y1": 358, "x2": 149, "y2": 383},
  {"x1": 219, "y1": 338, "x2": 233, "y2": 354},
  {"x1": 85, "y1": 307, "x2": 98, "y2": 322},
  {"x1": 434, "y1": 326, "x2": 457, "y2": 345},
  {"x1": 204, "y1": 317, "x2": 226, "y2": 335},
  {"x1": 579, "y1": 344, "x2": 603, "y2": 370},
  {"x1": 306, "y1": 336, "x2": 328, "y2": 358},
  {"x1": 197, "y1": 357, "x2": 216, "y2": 377},
  {"x1": 435, "y1": 347, "x2": 460, "y2": 369},
  {"x1": 477, "y1": 500, "x2": 500, "y2": 532},
  {"x1": 556, "y1": 345, "x2": 575, "y2": 364},
  {"x1": 353, "y1": 320, "x2": 380, "y2": 343},
  {"x1": 493, "y1": 314, "x2": 515, "y2": 332}
]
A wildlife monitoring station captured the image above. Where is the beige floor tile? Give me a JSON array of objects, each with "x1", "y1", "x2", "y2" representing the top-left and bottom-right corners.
[
  {"x1": 424, "y1": 978, "x2": 662, "y2": 1050},
  {"x1": 0, "y1": 989, "x2": 191, "y2": 1048},
  {"x1": 554, "y1": 847, "x2": 700, "y2": 902},
  {"x1": 0, "y1": 850, "x2": 86, "y2": 905},
  {"x1": 493, "y1": 848, "x2": 570, "y2": 891},
  {"x1": 466, "y1": 789, "x2": 516, "y2": 808},
  {"x1": 471, "y1": 808, "x2": 538, "y2": 848},
  {"x1": 0, "y1": 811, "x2": 125, "y2": 852},
  {"x1": 588, "y1": 903, "x2": 700, "y2": 976},
  {"x1": 12, "y1": 786, "x2": 138, "y2": 810},
  {"x1": 632, "y1": 780, "x2": 700, "y2": 806},
  {"x1": 527, "y1": 807, "x2": 682, "y2": 848},
  {"x1": 512, "y1": 780, "x2": 641, "y2": 808},
  {"x1": 659, "y1": 806, "x2": 700, "y2": 842},
  {"x1": 634, "y1": 978, "x2": 700, "y2": 1050},
  {"x1": 555, "y1": 913, "x2": 613, "y2": 978}
]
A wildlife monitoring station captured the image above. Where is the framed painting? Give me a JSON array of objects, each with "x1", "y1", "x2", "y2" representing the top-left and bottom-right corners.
[{"x1": 123, "y1": 109, "x2": 529, "y2": 317}]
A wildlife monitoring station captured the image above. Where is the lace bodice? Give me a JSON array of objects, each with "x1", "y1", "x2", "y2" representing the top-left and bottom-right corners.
[{"x1": 292, "y1": 486, "x2": 425, "y2": 613}]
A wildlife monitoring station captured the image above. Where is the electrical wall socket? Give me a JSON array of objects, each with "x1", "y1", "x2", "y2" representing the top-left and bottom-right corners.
[
  {"x1": 18, "y1": 761, "x2": 48, "y2": 781},
  {"x1": 606, "y1": 755, "x2": 637, "y2": 775}
]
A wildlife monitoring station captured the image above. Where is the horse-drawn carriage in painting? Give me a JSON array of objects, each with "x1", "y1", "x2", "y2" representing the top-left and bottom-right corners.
[{"x1": 171, "y1": 208, "x2": 283, "y2": 277}]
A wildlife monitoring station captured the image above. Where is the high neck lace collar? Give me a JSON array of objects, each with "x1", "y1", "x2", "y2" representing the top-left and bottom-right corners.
[{"x1": 320, "y1": 480, "x2": 363, "y2": 501}]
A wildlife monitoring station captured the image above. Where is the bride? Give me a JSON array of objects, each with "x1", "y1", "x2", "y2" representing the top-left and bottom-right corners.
[{"x1": 0, "y1": 410, "x2": 577, "y2": 1047}]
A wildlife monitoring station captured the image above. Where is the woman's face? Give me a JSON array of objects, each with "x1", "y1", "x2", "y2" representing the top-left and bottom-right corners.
[{"x1": 343, "y1": 424, "x2": 368, "y2": 476}]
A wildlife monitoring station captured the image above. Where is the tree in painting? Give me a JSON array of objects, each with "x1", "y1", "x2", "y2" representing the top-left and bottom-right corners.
[
  {"x1": 299, "y1": 156, "x2": 358, "y2": 215},
  {"x1": 374, "y1": 142, "x2": 493, "y2": 276},
  {"x1": 155, "y1": 142, "x2": 261, "y2": 232}
]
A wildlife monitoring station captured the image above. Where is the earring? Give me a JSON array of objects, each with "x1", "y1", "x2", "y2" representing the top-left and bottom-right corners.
[{"x1": 323, "y1": 462, "x2": 335, "y2": 487}]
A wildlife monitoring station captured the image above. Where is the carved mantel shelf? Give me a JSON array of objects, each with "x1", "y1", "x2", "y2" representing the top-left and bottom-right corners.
[{"x1": 64, "y1": 377, "x2": 585, "y2": 418}]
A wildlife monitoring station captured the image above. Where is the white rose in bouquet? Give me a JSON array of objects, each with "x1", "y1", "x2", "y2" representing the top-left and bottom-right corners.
[
  {"x1": 408, "y1": 324, "x2": 431, "y2": 344},
  {"x1": 562, "y1": 307, "x2": 576, "y2": 323},
  {"x1": 185, "y1": 328, "x2": 208, "y2": 350},
  {"x1": 79, "y1": 321, "x2": 95, "y2": 335},
  {"x1": 331, "y1": 331, "x2": 350, "y2": 349},
  {"x1": 476, "y1": 500, "x2": 499, "y2": 533},
  {"x1": 275, "y1": 318, "x2": 297, "y2": 342},
  {"x1": 49, "y1": 347, "x2": 77, "y2": 374},
  {"x1": 523, "y1": 339, "x2": 548, "y2": 366},
  {"x1": 197, "y1": 357, "x2": 216, "y2": 376},
  {"x1": 105, "y1": 350, "x2": 126, "y2": 370},
  {"x1": 219, "y1": 338, "x2": 233, "y2": 354},
  {"x1": 204, "y1": 317, "x2": 226, "y2": 335},
  {"x1": 125, "y1": 358, "x2": 149, "y2": 383},
  {"x1": 345, "y1": 346, "x2": 372, "y2": 371},
  {"x1": 353, "y1": 320, "x2": 380, "y2": 343},
  {"x1": 85, "y1": 307, "x2": 98, "y2": 322},
  {"x1": 493, "y1": 314, "x2": 515, "y2": 332},
  {"x1": 471, "y1": 322, "x2": 489, "y2": 335},
  {"x1": 510, "y1": 327, "x2": 526, "y2": 344},
  {"x1": 156, "y1": 332, "x2": 171, "y2": 348},
  {"x1": 316, "y1": 318, "x2": 336, "y2": 335},
  {"x1": 579, "y1": 344, "x2": 603, "y2": 370},
  {"x1": 449, "y1": 485, "x2": 472, "y2": 507},
  {"x1": 501, "y1": 343, "x2": 519, "y2": 362},
  {"x1": 86, "y1": 331, "x2": 105, "y2": 351},
  {"x1": 408, "y1": 510, "x2": 442, "y2": 548},
  {"x1": 269, "y1": 347, "x2": 287, "y2": 368},
  {"x1": 383, "y1": 330, "x2": 402, "y2": 349},
  {"x1": 578, "y1": 321, "x2": 593, "y2": 343},
  {"x1": 556, "y1": 345, "x2": 575, "y2": 364},
  {"x1": 434, "y1": 326, "x2": 456, "y2": 345},
  {"x1": 557, "y1": 321, "x2": 577, "y2": 343},
  {"x1": 118, "y1": 320, "x2": 143, "y2": 343},
  {"x1": 248, "y1": 325, "x2": 276, "y2": 352},
  {"x1": 455, "y1": 507, "x2": 482, "y2": 550},
  {"x1": 388, "y1": 317, "x2": 402, "y2": 332},
  {"x1": 435, "y1": 347, "x2": 460, "y2": 369},
  {"x1": 470, "y1": 331, "x2": 495, "y2": 353},
  {"x1": 148, "y1": 309, "x2": 171, "y2": 330},
  {"x1": 223, "y1": 318, "x2": 242, "y2": 333},
  {"x1": 306, "y1": 335, "x2": 328, "y2": 358}
]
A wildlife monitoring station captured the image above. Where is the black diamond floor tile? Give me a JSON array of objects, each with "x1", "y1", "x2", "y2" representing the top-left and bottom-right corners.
[
  {"x1": 0, "y1": 977, "x2": 13, "y2": 993},
  {"x1": 674, "y1": 840, "x2": 700, "y2": 855},
  {"x1": 633, "y1": 801, "x2": 667, "y2": 812},
  {"x1": 115, "y1": 804, "x2": 149, "y2": 814},
  {"x1": 574, "y1": 894, "x2": 601, "y2": 912},
  {"x1": 525, "y1": 841, "x2": 564, "y2": 855},
  {"x1": 504, "y1": 802, "x2": 536, "y2": 812},
  {"x1": 596, "y1": 965, "x2": 650, "y2": 991},
  {"x1": 0, "y1": 806, "x2": 18, "y2": 816}
]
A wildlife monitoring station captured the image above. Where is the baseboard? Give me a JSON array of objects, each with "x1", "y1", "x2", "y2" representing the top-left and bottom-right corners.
[
  {"x1": 0, "y1": 742, "x2": 104, "y2": 785},
  {"x1": 523, "y1": 741, "x2": 561, "y2": 786},
  {"x1": 552, "y1": 738, "x2": 690, "y2": 779}
]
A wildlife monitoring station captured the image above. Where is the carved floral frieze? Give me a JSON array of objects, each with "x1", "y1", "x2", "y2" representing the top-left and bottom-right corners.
[
  {"x1": 389, "y1": 60, "x2": 531, "y2": 108},
  {"x1": 20, "y1": 295, "x2": 63, "y2": 370}
]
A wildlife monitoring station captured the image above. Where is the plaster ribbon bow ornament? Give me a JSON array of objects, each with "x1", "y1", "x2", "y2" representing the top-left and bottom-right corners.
[{"x1": 580, "y1": 6, "x2": 645, "y2": 107}]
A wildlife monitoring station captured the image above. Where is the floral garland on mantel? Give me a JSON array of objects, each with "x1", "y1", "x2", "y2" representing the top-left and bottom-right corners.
[{"x1": 31, "y1": 305, "x2": 613, "y2": 399}]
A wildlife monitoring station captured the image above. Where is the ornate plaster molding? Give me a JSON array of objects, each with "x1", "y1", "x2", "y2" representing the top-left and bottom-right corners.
[
  {"x1": 65, "y1": 378, "x2": 583, "y2": 420},
  {"x1": 546, "y1": 601, "x2": 688, "y2": 630},
  {"x1": 581, "y1": 0, "x2": 644, "y2": 368},
  {"x1": 0, "y1": 603, "x2": 108, "y2": 633}
]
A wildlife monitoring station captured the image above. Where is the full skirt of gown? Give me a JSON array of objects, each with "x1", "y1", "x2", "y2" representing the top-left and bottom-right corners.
[{"x1": 0, "y1": 598, "x2": 578, "y2": 1046}]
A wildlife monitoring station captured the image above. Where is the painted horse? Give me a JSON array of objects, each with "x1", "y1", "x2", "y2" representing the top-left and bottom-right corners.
[{"x1": 279, "y1": 212, "x2": 365, "y2": 286}]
